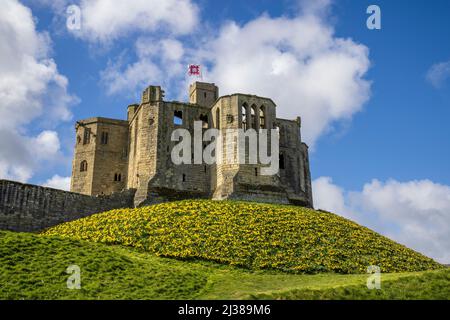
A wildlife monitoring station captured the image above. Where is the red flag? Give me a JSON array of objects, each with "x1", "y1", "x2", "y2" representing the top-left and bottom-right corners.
[{"x1": 188, "y1": 64, "x2": 201, "y2": 76}]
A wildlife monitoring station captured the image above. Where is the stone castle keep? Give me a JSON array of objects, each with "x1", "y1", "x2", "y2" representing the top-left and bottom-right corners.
[
  {"x1": 0, "y1": 82, "x2": 313, "y2": 232},
  {"x1": 71, "y1": 82, "x2": 313, "y2": 207}
]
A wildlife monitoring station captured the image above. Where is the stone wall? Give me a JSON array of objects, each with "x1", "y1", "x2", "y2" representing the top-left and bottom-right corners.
[
  {"x1": 0, "y1": 180, "x2": 136, "y2": 232},
  {"x1": 71, "y1": 117, "x2": 129, "y2": 196},
  {"x1": 68, "y1": 82, "x2": 314, "y2": 208}
]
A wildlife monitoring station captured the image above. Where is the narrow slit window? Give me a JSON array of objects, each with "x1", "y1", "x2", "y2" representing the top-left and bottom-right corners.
[
  {"x1": 216, "y1": 108, "x2": 221, "y2": 130},
  {"x1": 101, "y1": 132, "x2": 109, "y2": 145},
  {"x1": 83, "y1": 128, "x2": 91, "y2": 145},
  {"x1": 279, "y1": 153, "x2": 285, "y2": 170}
]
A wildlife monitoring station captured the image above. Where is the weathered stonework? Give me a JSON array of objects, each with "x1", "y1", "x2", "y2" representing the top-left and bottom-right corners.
[
  {"x1": 71, "y1": 82, "x2": 314, "y2": 208},
  {"x1": 0, "y1": 180, "x2": 135, "y2": 232}
]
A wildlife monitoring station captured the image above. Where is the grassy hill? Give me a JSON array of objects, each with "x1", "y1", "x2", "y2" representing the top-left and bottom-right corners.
[
  {"x1": 0, "y1": 232, "x2": 450, "y2": 299},
  {"x1": 42, "y1": 200, "x2": 441, "y2": 274},
  {"x1": 1, "y1": 231, "x2": 449, "y2": 300}
]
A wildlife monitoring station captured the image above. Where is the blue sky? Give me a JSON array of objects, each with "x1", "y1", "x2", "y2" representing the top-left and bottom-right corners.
[
  {"x1": 23, "y1": 0, "x2": 450, "y2": 189},
  {"x1": 1, "y1": 0, "x2": 450, "y2": 262}
]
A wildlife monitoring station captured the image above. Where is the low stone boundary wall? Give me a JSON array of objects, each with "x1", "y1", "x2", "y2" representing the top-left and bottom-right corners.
[{"x1": 0, "y1": 180, "x2": 136, "y2": 232}]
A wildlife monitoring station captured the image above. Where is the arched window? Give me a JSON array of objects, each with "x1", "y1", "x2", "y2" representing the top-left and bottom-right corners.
[
  {"x1": 259, "y1": 106, "x2": 266, "y2": 129},
  {"x1": 80, "y1": 160, "x2": 88, "y2": 172},
  {"x1": 241, "y1": 103, "x2": 248, "y2": 130},
  {"x1": 182, "y1": 174, "x2": 186, "y2": 182},
  {"x1": 251, "y1": 105, "x2": 257, "y2": 129}
]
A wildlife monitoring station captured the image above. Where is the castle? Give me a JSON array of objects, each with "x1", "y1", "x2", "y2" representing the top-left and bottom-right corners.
[{"x1": 71, "y1": 82, "x2": 313, "y2": 207}]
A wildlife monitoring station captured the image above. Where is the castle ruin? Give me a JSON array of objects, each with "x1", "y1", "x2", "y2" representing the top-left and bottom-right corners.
[{"x1": 71, "y1": 82, "x2": 313, "y2": 207}]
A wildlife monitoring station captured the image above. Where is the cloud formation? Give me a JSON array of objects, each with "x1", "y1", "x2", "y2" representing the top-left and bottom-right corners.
[
  {"x1": 0, "y1": 0, "x2": 74, "y2": 182},
  {"x1": 68, "y1": 0, "x2": 199, "y2": 43},
  {"x1": 313, "y1": 177, "x2": 450, "y2": 263},
  {"x1": 98, "y1": 2, "x2": 371, "y2": 147},
  {"x1": 426, "y1": 60, "x2": 450, "y2": 88},
  {"x1": 43, "y1": 174, "x2": 71, "y2": 191},
  {"x1": 198, "y1": 13, "x2": 371, "y2": 146},
  {"x1": 101, "y1": 38, "x2": 186, "y2": 97}
]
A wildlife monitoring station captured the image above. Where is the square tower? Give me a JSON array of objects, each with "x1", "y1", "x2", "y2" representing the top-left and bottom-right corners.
[
  {"x1": 189, "y1": 82, "x2": 219, "y2": 108},
  {"x1": 71, "y1": 118, "x2": 129, "y2": 196}
]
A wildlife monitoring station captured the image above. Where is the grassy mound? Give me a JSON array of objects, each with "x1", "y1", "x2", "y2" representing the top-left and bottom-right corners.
[
  {"x1": 0, "y1": 231, "x2": 207, "y2": 299},
  {"x1": 1, "y1": 231, "x2": 449, "y2": 300},
  {"x1": 42, "y1": 200, "x2": 441, "y2": 274}
]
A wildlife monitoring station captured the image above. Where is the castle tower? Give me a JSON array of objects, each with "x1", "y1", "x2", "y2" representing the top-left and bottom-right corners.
[
  {"x1": 189, "y1": 82, "x2": 219, "y2": 108},
  {"x1": 71, "y1": 118, "x2": 129, "y2": 196},
  {"x1": 210, "y1": 94, "x2": 283, "y2": 201}
]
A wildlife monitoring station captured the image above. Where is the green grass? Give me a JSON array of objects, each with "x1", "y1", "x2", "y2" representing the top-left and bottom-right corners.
[
  {"x1": 251, "y1": 269, "x2": 450, "y2": 300},
  {"x1": 0, "y1": 231, "x2": 207, "y2": 300},
  {"x1": 1, "y1": 231, "x2": 448, "y2": 300},
  {"x1": 42, "y1": 200, "x2": 442, "y2": 274}
]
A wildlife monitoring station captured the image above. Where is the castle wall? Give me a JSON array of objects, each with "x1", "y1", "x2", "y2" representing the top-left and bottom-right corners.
[
  {"x1": 69, "y1": 82, "x2": 314, "y2": 208},
  {"x1": 211, "y1": 94, "x2": 288, "y2": 202},
  {"x1": 211, "y1": 95, "x2": 240, "y2": 199},
  {"x1": 148, "y1": 101, "x2": 212, "y2": 200},
  {"x1": 276, "y1": 118, "x2": 313, "y2": 207},
  {"x1": 127, "y1": 103, "x2": 159, "y2": 198},
  {"x1": 71, "y1": 118, "x2": 129, "y2": 196},
  {"x1": 92, "y1": 119, "x2": 129, "y2": 195},
  {"x1": 0, "y1": 180, "x2": 135, "y2": 232},
  {"x1": 71, "y1": 118, "x2": 97, "y2": 195}
]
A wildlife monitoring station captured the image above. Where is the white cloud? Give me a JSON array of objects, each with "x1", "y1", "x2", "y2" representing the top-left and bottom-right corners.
[
  {"x1": 68, "y1": 0, "x2": 198, "y2": 43},
  {"x1": 197, "y1": 12, "x2": 371, "y2": 146},
  {"x1": 101, "y1": 38, "x2": 186, "y2": 96},
  {"x1": 43, "y1": 174, "x2": 71, "y2": 190},
  {"x1": 313, "y1": 177, "x2": 450, "y2": 264},
  {"x1": 312, "y1": 176, "x2": 349, "y2": 216},
  {"x1": 32, "y1": 130, "x2": 61, "y2": 159},
  {"x1": 99, "y1": 2, "x2": 371, "y2": 147},
  {"x1": 426, "y1": 60, "x2": 450, "y2": 88},
  {"x1": 0, "y1": 0, "x2": 75, "y2": 182}
]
